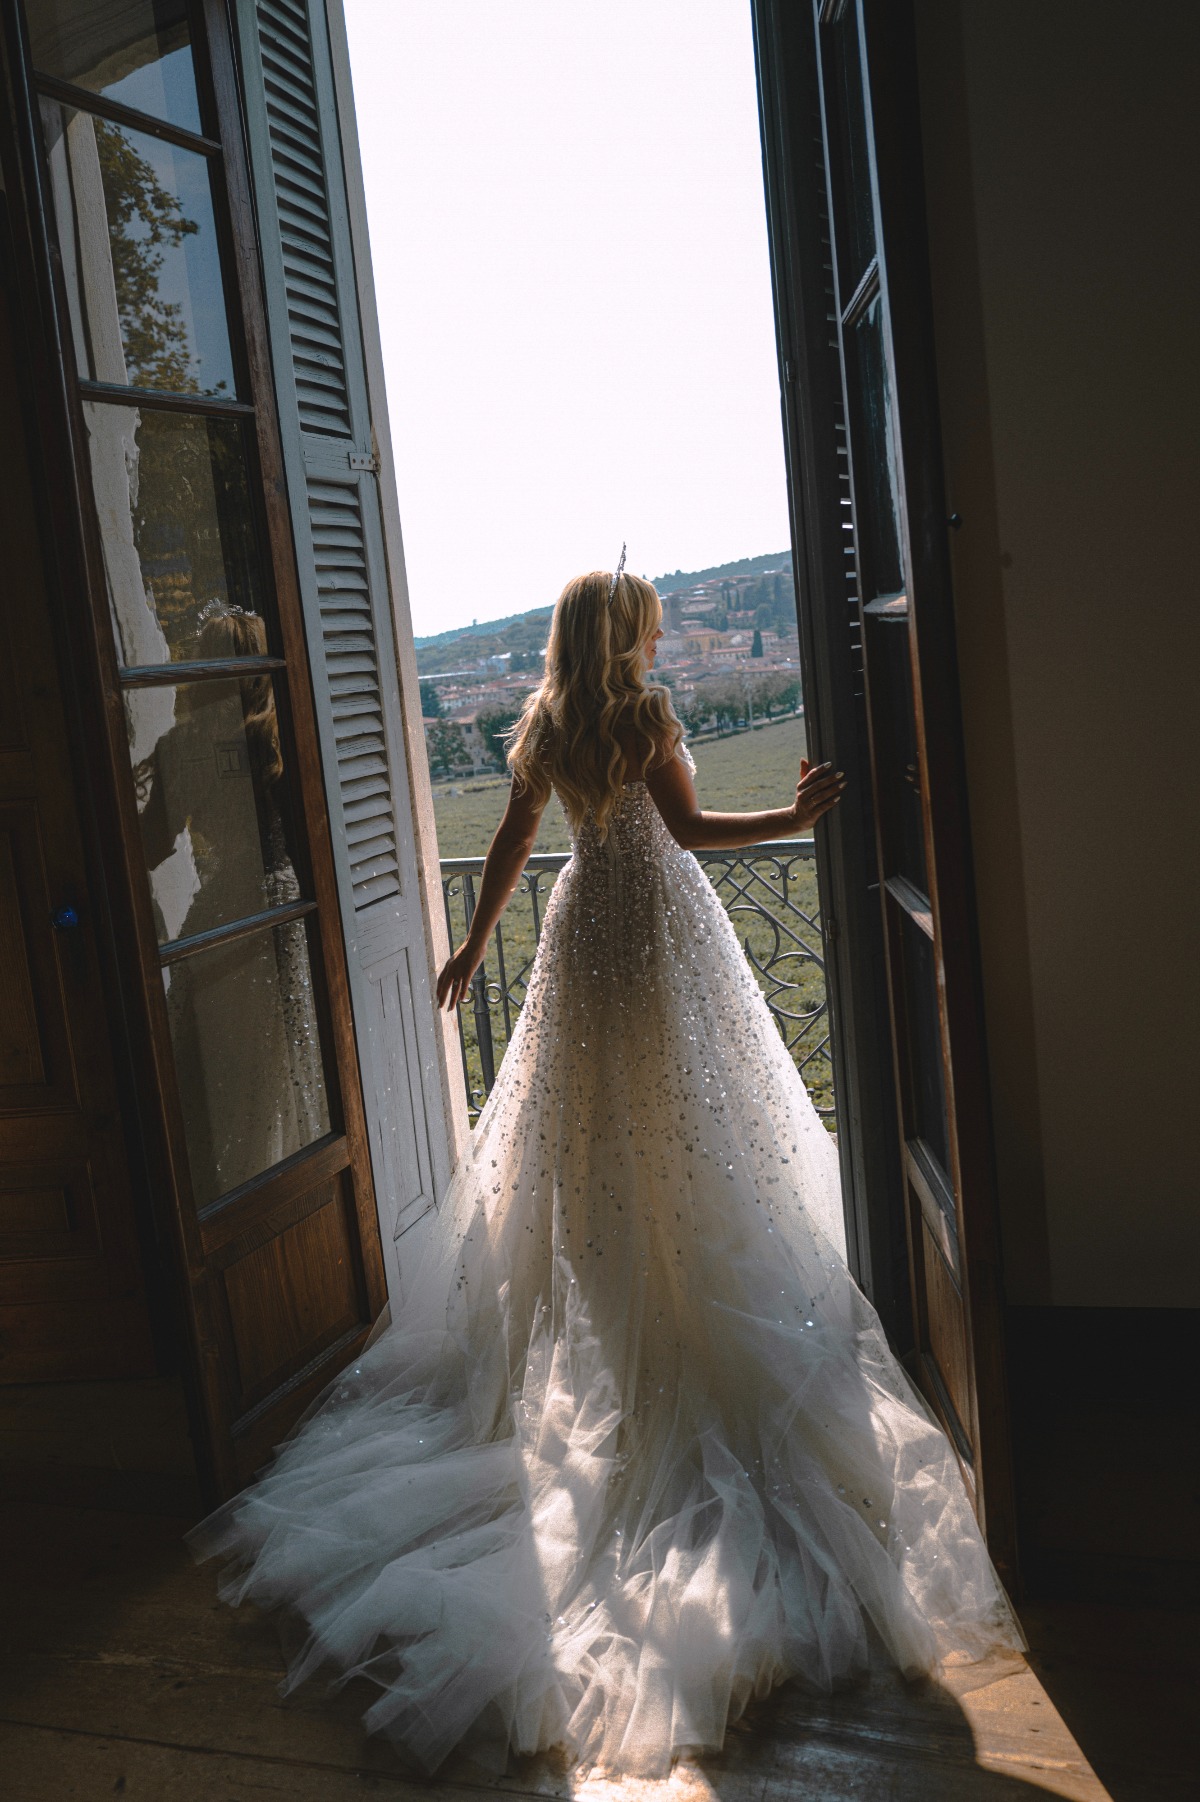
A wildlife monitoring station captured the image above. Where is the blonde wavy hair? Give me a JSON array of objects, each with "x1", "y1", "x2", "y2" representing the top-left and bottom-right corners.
[{"x1": 506, "y1": 568, "x2": 683, "y2": 840}]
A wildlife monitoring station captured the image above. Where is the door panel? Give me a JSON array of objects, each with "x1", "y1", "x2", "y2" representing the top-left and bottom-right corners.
[
  {"x1": 0, "y1": 839, "x2": 44, "y2": 1087},
  {"x1": 810, "y1": 0, "x2": 1016, "y2": 1567},
  {"x1": 193, "y1": 1143, "x2": 372, "y2": 1483},
  {"x1": 0, "y1": 809, "x2": 71, "y2": 1104},
  {"x1": 222, "y1": 1195, "x2": 362, "y2": 1413},
  {"x1": 0, "y1": 265, "x2": 154, "y2": 1381}
]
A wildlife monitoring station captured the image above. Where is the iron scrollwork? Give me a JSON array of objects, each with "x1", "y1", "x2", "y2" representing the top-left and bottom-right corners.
[{"x1": 441, "y1": 841, "x2": 834, "y2": 1128}]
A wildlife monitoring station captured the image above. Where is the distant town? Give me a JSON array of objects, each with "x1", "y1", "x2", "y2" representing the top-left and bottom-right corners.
[{"x1": 418, "y1": 552, "x2": 803, "y2": 778}]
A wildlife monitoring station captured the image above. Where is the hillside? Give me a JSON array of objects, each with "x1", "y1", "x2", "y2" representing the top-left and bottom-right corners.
[
  {"x1": 415, "y1": 550, "x2": 793, "y2": 675},
  {"x1": 650, "y1": 550, "x2": 792, "y2": 596}
]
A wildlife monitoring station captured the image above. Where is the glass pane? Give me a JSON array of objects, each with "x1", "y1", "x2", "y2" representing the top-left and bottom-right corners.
[
  {"x1": 822, "y1": 3, "x2": 876, "y2": 300},
  {"x1": 82, "y1": 401, "x2": 265, "y2": 664},
  {"x1": 865, "y1": 613, "x2": 927, "y2": 893},
  {"x1": 896, "y1": 909, "x2": 951, "y2": 1174},
  {"x1": 41, "y1": 97, "x2": 235, "y2": 395},
  {"x1": 164, "y1": 919, "x2": 331, "y2": 1208},
  {"x1": 26, "y1": 0, "x2": 202, "y2": 134},
  {"x1": 846, "y1": 292, "x2": 904, "y2": 600},
  {"x1": 127, "y1": 674, "x2": 303, "y2": 944}
]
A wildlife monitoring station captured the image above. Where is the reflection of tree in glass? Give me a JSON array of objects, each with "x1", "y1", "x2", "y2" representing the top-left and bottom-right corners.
[{"x1": 95, "y1": 118, "x2": 203, "y2": 391}]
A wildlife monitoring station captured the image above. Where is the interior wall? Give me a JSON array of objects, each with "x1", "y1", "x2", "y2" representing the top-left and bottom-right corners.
[{"x1": 914, "y1": 0, "x2": 1200, "y2": 1307}]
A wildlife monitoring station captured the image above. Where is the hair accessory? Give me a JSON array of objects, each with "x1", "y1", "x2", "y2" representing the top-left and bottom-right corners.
[
  {"x1": 197, "y1": 598, "x2": 253, "y2": 622},
  {"x1": 607, "y1": 543, "x2": 627, "y2": 607}
]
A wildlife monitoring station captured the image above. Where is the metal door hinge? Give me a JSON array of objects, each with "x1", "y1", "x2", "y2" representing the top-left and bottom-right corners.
[{"x1": 348, "y1": 451, "x2": 379, "y2": 472}]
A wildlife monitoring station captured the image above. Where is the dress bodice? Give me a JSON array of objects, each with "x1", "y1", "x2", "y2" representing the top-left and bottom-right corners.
[
  {"x1": 569, "y1": 779, "x2": 662, "y2": 853},
  {"x1": 559, "y1": 742, "x2": 696, "y2": 869}
]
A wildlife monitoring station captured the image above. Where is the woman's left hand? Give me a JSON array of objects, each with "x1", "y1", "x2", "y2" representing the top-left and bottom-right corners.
[
  {"x1": 436, "y1": 941, "x2": 483, "y2": 1012},
  {"x1": 788, "y1": 759, "x2": 847, "y2": 832}
]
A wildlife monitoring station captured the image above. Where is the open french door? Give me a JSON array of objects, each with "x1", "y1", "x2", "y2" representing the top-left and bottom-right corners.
[
  {"x1": 754, "y1": 0, "x2": 1017, "y2": 1576},
  {"x1": 0, "y1": 0, "x2": 453, "y2": 1506}
]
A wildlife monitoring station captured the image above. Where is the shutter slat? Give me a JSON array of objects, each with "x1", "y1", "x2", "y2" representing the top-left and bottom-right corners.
[
  {"x1": 352, "y1": 862, "x2": 401, "y2": 895},
  {"x1": 353, "y1": 872, "x2": 403, "y2": 909}
]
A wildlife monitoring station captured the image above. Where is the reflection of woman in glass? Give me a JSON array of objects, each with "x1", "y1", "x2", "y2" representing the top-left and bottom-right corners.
[{"x1": 139, "y1": 605, "x2": 326, "y2": 1206}]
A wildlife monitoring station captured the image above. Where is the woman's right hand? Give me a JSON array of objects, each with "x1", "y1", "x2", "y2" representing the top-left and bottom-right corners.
[
  {"x1": 789, "y1": 759, "x2": 847, "y2": 832},
  {"x1": 436, "y1": 940, "x2": 484, "y2": 1012}
]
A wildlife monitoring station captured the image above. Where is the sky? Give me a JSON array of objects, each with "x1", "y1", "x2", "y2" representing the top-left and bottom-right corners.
[{"x1": 343, "y1": 1, "x2": 790, "y2": 639}]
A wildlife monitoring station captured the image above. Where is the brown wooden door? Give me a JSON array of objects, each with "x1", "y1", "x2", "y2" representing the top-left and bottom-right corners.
[
  {"x1": 809, "y1": 0, "x2": 1016, "y2": 1570},
  {"x1": 0, "y1": 255, "x2": 154, "y2": 1382},
  {"x1": 1, "y1": 0, "x2": 389, "y2": 1500}
]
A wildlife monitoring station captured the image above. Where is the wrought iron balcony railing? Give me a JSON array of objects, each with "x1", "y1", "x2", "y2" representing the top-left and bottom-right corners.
[{"x1": 440, "y1": 839, "x2": 834, "y2": 1129}]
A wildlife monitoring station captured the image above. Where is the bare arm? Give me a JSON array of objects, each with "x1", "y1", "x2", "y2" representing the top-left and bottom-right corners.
[
  {"x1": 435, "y1": 776, "x2": 546, "y2": 1011},
  {"x1": 645, "y1": 751, "x2": 845, "y2": 851}
]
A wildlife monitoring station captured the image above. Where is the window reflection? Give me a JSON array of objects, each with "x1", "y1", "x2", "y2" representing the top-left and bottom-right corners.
[
  {"x1": 82, "y1": 401, "x2": 264, "y2": 665},
  {"x1": 42, "y1": 98, "x2": 235, "y2": 395},
  {"x1": 847, "y1": 292, "x2": 904, "y2": 601},
  {"x1": 26, "y1": 0, "x2": 202, "y2": 135},
  {"x1": 867, "y1": 616, "x2": 928, "y2": 895},
  {"x1": 163, "y1": 916, "x2": 331, "y2": 1209},
  {"x1": 823, "y1": 3, "x2": 876, "y2": 300},
  {"x1": 127, "y1": 649, "x2": 302, "y2": 944},
  {"x1": 898, "y1": 911, "x2": 951, "y2": 1176}
]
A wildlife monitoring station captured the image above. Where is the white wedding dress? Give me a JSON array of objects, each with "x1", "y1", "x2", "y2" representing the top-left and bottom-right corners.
[{"x1": 187, "y1": 755, "x2": 1026, "y2": 1775}]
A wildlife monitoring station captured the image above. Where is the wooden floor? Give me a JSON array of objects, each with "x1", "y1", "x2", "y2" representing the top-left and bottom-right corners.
[{"x1": 0, "y1": 1381, "x2": 1195, "y2": 1802}]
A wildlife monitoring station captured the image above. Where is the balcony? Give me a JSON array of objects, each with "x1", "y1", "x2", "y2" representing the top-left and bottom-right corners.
[{"x1": 440, "y1": 839, "x2": 834, "y2": 1128}]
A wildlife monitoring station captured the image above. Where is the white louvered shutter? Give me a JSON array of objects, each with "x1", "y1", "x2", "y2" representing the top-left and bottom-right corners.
[{"x1": 235, "y1": 0, "x2": 455, "y2": 1292}]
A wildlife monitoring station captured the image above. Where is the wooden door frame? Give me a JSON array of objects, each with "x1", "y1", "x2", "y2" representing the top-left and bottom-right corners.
[
  {"x1": 0, "y1": 0, "x2": 387, "y2": 1501},
  {"x1": 752, "y1": 0, "x2": 1017, "y2": 1574}
]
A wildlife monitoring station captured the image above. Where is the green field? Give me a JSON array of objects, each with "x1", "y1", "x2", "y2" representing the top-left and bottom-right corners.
[
  {"x1": 430, "y1": 714, "x2": 811, "y2": 859},
  {"x1": 433, "y1": 716, "x2": 835, "y2": 1128}
]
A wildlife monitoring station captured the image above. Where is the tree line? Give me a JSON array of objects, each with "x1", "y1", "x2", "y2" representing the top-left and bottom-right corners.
[
  {"x1": 673, "y1": 671, "x2": 801, "y2": 735},
  {"x1": 424, "y1": 670, "x2": 801, "y2": 779}
]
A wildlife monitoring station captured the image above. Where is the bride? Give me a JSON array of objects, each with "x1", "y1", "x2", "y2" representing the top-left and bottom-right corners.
[{"x1": 187, "y1": 562, "x2": 1026, "y2": 1776}]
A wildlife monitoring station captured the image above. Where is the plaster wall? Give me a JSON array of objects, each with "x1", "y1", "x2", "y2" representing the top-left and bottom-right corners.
[{"x1": 914, "y1": 0, "x2": 1199, "y2": 1305}]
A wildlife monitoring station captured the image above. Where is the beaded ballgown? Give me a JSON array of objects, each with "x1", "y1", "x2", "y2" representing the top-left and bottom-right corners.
[{"x1": 187, "y1": 753, "x2": 1026, "y2": 1775}]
